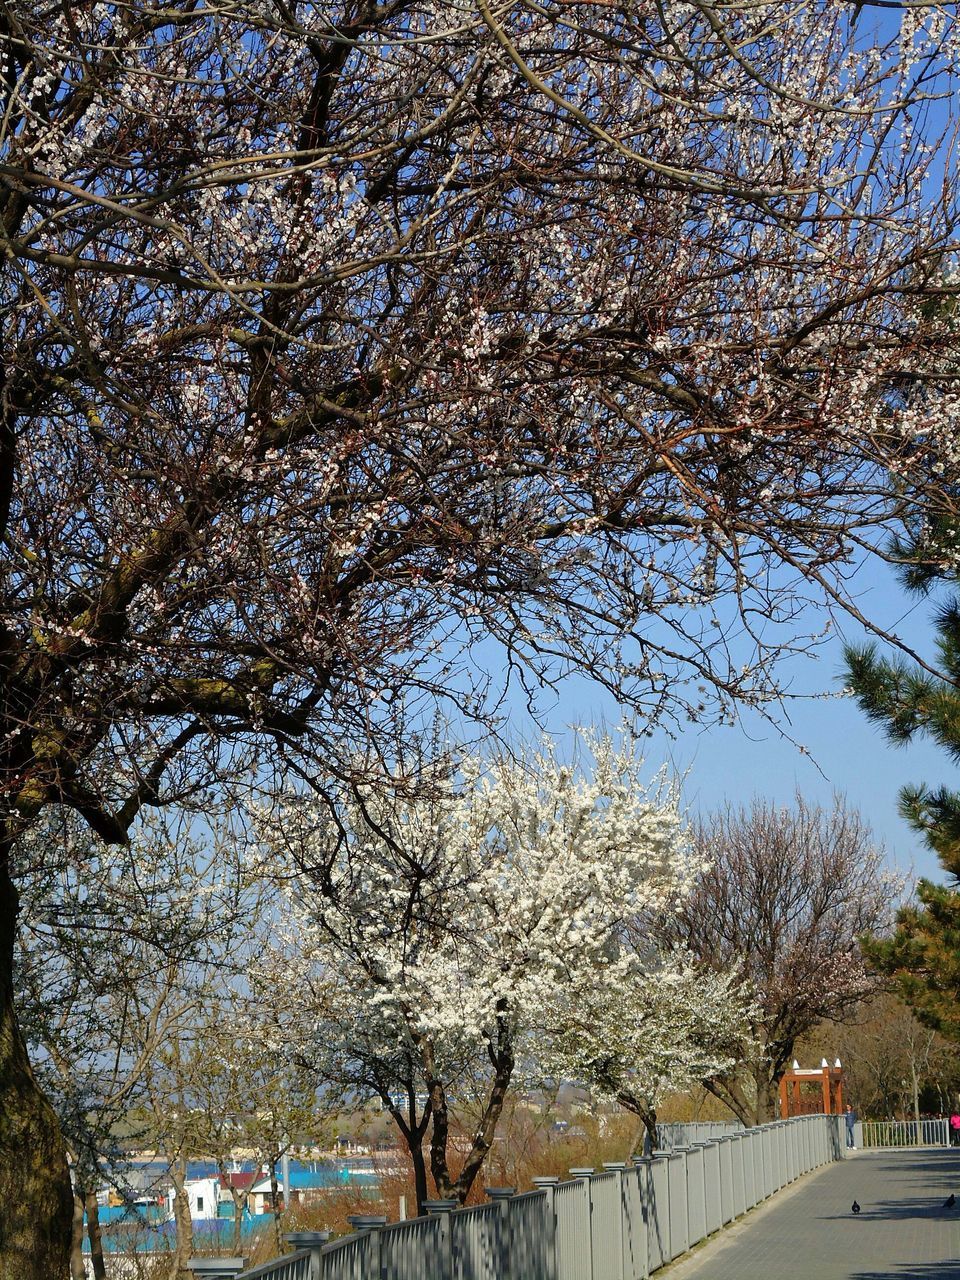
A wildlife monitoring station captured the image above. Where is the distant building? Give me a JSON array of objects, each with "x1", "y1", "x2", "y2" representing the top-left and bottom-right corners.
[
  {"x1": 166, "y1": 1177, "x2": 221, "y2": 1221},
  {"x1": 165, "y1": 1164, "x2": 377, "y2": 1219},
  {"x1": 216, "y1": 1171, "x2": 258, "y2": 1218},
  {"x1": 246, "y1": 1166, "x2": 371, "y2": 1214}
]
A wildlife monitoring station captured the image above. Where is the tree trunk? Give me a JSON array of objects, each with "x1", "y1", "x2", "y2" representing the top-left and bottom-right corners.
[
  {"x1": 232, "y1": 1169, "x2": 262, "y2": 1254},
  {"x1": 631, "y1": 1105, "x2": 657, "y2": 1155},
  {"x1": 385, "y1": 1092, "x2": 431, "y2": 1216},
  {"x1": 702, "y1": 1077, "x2": 754, "y2": 1127},
  {"x1": 169, "y1": 1157, "x2": 194, "y2": 1280},
  {"x1": 643, "y1": 1106, "x2": 657, "y2": 1155},
  {"x1": 83, "y1": 1189, "x2": 106, "y2": 1280},
  {"x1": 449, "y1": 1058, "x2": 513, "y2": 1202},
  {"x1": 427, "y1": 1077, "x2": 454, "y2": 1199},
  {"x1": 910, "y1": 1058, "x2": 921, "y2": 1132},
  {"x1": 753, "y1": 1063, "x2": 780, "y2": 1125},
  {"x1": 69, "y1": 1192, "x2": 86, "y2": 1280},
  {"x1": 409, "y1": 1141, "x2": 429, "y2": 1217},
  {"x1": 427, "y1": 1029, "x2": 514, "y2": 1204},
  {"x1": 270, "y1": 1163, "x2": 281, "y2": 1256},
  {"x1": 0, "y1": 854, "x2": 74, "y2": 1280},
  {"x1": 626, "y1": 1118, "x2": 646, "y2": 1160},
  {"x1": 617, "y1": 1094, "x2": 656, "y2": 1156},
  {"x1": 230, "y1": 1187, "x2": 242, "y2": 1257}
]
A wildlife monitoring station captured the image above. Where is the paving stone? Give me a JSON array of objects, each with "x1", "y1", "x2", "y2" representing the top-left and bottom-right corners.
[{"x1": 667, "y1": 1148, "x2": 960, "y2": 1280}]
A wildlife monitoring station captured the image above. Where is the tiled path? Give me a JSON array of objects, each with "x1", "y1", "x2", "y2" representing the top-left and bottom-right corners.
[{"x1": 667, "y1": 1149, "x2": 960, "y2": 1280}]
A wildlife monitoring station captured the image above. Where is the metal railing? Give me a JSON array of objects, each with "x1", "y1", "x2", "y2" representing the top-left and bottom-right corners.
[
  {"x1": 858, "y1": 1118, "x2": 951, "y2": 1149},
  {"x1": 217, "y1": 1113, "x2": 844, "y2": 1280},
  {"x1": 655, "y1": 1120, "x2": 742, "y2": 1150},
  {"x1": 234, "y1": 1254, "x2": 313, "y2": 1280}
]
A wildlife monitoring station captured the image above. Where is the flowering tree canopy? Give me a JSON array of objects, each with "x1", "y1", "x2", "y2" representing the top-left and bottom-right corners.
[
  {"x1": 3, "y1": 3, "x2": 960, "y2": 846},
  {"x1": 2, "y1": 0, "x2": 960, "y2": 1270},
  {"x1": 542, "y1": 954, "x2": 751, "y2": 1151},
  {"x1": 258, "y1": 735, "x2": 742, "y2": 1207}
]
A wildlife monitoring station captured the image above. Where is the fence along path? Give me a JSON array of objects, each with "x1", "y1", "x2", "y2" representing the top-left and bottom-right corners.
[
  {"x1": 209, "y1": 1113, "x2": 845, "y2": 1280},
  {"x1": 857, "y1": 1117, "x2": 952, "y2": 1148}
]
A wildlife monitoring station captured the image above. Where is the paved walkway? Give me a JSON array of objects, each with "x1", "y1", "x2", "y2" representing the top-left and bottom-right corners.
[{"x1": 667, "y1": 1148, "x2": 960, "y2": 1280}]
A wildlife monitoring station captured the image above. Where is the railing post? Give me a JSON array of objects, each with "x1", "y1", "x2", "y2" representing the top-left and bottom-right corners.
[
  {"x1": 666, "y1": 1149, "x2": 688, "y2": 1260},
  {"x1": 745, "y1": 1132, "x2": 755, "y2": 1214},
  {"x1": 747, "y1": 1129, "x2": 761, "y2": 1208},
  {"x1": 700, "y1": 1141, "x2": 722, "y2": 1235},
  {"x1": 532, "y1": 1176, "x2": 560, "y2": 1280},
  {"x1": 683, "y1": 1145, "x2": 707, "y2": 1246},
  {"x1": 423, "y1": 1200, "x2": 457, "y2": 1280},
  {"x1": 570, "y1": 1167, "x2": 596, "y2": 1280},
  {"x1": 570, "y1": 1172, "x2": 593, "y2": 1280},
  {"x1": 485, "y1": 1187, "x2": 517, "y2": 1280},
  {"x1": 186, "y1": 1263, "x2": 246, "y2": 1280},
  {"x1": 716, "y1": 1136, "x2": 733, "y2": 1224},
  {"x1": 284, "y1": 1231, "x2": 330, "y2": 1280},
  {"x1": 346, "y1": 1213, "x2": 387, "y2": 1280},
  {"x1": 602, "y1": 1162, "x2": 628, "y2": 1280},
  {"x1": 760, "y1": 1125, "x2": 772, "y2": 1198},
  {"x1": 622, "y1": 1161, "x2": 650, "y2": 1280},
  {"x1": 634, "y1": 1154, "x2": 668, "y2": 1274}
]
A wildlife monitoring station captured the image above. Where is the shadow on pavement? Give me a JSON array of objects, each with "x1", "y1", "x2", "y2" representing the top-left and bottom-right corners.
[
  {"x1": 818, "y1": 1202, "x2": 960, "y2": 1222},
  {"x1": 850, "y1": 1266, "x2": 960, "y2": 1280},
  {"x1": 853, "y1": 1151, "x2": 960, "y2": 1178}
]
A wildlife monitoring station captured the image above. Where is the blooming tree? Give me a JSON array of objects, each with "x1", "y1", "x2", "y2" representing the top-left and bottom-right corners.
[
  {"x1": 258, "y1": 734, "x2": 737, "y2": 1210},
  {"x1": 659, "y1": 795, "x2": 899, "y2": 1125},
  {"x1": 542, "y1": 955, "x2": 751, "y2": 1154},
  {"x1": 2, "y1": 0, "x2": 960, "y2": 1269}
]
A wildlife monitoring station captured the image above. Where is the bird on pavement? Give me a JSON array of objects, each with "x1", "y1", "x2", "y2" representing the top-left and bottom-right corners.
[
  {"x1": 851, "y1": 1201, "x2": 861, "y2": 1214},
  {"x1": 944, "y1": 1194, "x2": 956, "y2": 1208}
]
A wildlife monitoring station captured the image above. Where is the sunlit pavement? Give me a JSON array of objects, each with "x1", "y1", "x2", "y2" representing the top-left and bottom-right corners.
[{"x1": 666, "y1": 1148, "x2": 960, "y2": 1280}]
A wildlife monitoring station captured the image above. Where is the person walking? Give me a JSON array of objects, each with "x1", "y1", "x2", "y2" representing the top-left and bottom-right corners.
[
  {"x1": 845, "y1": 1103, "x2": 857, "y2": 1149},
  {"x1": 950, "y1": 1113, "x2": 960, "y2": 1146}
]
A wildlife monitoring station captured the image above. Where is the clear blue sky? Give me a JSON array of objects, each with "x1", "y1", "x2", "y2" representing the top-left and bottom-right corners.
[{"x1": 509, "y1": 558, "x2": 954, "y2": 887}]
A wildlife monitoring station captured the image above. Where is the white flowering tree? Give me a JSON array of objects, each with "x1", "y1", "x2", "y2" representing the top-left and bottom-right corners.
[
  {"x1": 259, "y1": 735, "x2": 744, "y2": 1210},
  {"x1": 543, "y1": 955, "x2": 751, "y2": 1154},
  {"x1": 3, "y1": 1, "x2": 960, "y2": 1270}
]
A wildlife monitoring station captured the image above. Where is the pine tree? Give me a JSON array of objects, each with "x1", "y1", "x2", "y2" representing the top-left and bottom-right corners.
[{"x1": 844, "y1": 520, "x2": 960, "y2": 1041}]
